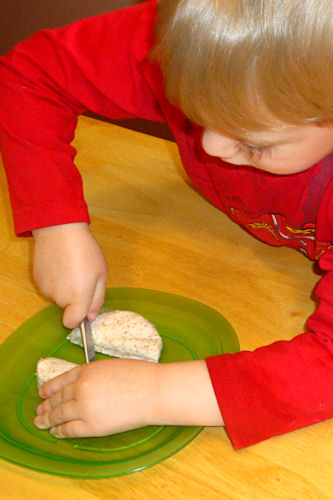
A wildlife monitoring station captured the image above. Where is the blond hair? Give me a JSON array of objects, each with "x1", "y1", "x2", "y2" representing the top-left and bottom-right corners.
[{"x1": 152, "y1": 0, "x2": 333, "y2": 138}]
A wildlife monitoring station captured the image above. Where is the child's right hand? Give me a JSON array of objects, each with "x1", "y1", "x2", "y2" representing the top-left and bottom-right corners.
[{"x1": 32, "y1": 223, "x2": 108, "y2": 328}]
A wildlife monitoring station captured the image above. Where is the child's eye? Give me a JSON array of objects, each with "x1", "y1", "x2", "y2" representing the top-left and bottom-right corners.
[{"x1": 240, "y1": 143, "x2": 272, "y2": 159}]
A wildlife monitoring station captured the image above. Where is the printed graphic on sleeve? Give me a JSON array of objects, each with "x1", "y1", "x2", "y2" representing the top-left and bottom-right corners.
[{"x1": 229, "y1": 208, "x2": 331, "y2": 259}]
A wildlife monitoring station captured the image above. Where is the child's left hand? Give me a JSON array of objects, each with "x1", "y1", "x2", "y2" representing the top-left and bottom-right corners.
[{"x1": 34, "y1": 359, "x2": 159, "y2": 438}]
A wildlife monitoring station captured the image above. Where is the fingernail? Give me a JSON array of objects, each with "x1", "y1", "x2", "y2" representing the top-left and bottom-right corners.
[
  {"x1": 50, "y1": 427, "x2": 65, "y2": 439},
  {"x1": 34, "y1": 417, "x2": 49, "y2": 429},
  {"x1": 36, "y1": 405, "x2": 43, "y2": 415}
]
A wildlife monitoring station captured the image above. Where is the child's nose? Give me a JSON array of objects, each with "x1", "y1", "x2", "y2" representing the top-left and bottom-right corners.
[{"x1": 202, "y1": 130, "x2": 238, "y2": 159}]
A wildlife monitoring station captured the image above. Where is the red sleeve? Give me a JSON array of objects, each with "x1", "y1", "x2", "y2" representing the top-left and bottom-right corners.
[
  {"x1": 0, "y1": 0, "x2": 162, "y2": 236},
  {"x1": 206, "y1": 250, "x2": 333, "y2": 449}
]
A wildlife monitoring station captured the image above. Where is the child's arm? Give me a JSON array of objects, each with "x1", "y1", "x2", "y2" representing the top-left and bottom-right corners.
[
  {"x1": 0, "y1": 3, "x2": 160, "y2": 325},
  {"x1": 34, "y1": 359, "x2": 224, "y2": 438},
  {"x1": 33, "y1": 222, "x2": 108, "y2": 328},
  {"x1": 0, "y1": 3, "x2": 162, "y2": 239}
]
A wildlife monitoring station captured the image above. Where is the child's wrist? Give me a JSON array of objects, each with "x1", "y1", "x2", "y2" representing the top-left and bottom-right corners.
[
  {"x1": 32, "y1": 222, "x2": 89, "y2": 239},
  {"x1": 152, "y1": 361, "x2": 223, "y2": 427}
]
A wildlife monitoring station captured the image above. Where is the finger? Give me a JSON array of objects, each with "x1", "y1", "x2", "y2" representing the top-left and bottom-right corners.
[
  {"x1": 62, "y1": 300, "x2": 92, "y2": 329},
  {"x1": 36, "y1": 382, "x2": 76, "y2": 415},
  {"x1": 87, "y1": 276, "x2": 107, "y2": 322},
  {"x1": 39, "y1": 365, "x2": 81, "y2": 398},
  {"x1": 50, "y1": 420, "x2": 93, "y2": 439},
  {"x1": 34, "y1": 400, "x2": 79, "y2": 429}
]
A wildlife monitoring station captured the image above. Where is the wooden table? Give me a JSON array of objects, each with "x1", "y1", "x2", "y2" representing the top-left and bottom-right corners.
[{"x1": 0, "y1": 116, "x2": 332, "y2": 499}]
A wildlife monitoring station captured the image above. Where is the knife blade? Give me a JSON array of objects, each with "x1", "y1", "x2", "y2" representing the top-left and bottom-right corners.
[{"x1": 79, "y1": 317, "x2": 96, "y2": 363}]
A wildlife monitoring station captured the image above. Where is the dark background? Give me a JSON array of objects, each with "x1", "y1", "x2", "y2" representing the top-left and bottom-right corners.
[{"x1": 1, "y1": 0, "x2": 173, "y2": 140}]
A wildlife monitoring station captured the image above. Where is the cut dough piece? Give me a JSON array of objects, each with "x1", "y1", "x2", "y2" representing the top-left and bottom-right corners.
[
  {"x1": 36, "y1": 357, "x2": 78, "y2": 387},
  {"x1": 67, "y1": 310, "x2": 163, "y2": 362}
]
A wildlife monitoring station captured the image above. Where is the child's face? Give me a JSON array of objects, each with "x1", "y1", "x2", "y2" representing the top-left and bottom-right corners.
[{"x1": 202, "y1": 123, "x2": 333, "y2": 175}]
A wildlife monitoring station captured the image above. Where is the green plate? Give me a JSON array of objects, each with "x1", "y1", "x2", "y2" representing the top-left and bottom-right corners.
[{"x1": 0, "y1": 287, "x2": 239, "y2": 478}]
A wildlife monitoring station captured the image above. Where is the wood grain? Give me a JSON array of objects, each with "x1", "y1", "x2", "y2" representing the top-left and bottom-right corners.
[{"x1": 0, "y1": 116, "x2": 332, "y2": 499}]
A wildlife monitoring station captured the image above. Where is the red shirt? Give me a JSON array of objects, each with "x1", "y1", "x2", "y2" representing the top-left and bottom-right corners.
[{"x1": 0, "y1": 0, "x2": 332, "y2": 449}]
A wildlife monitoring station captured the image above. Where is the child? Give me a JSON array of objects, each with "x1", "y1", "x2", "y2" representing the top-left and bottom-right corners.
[{"x1": 0, "y1": 0, "x2": 332, "y2": 449}]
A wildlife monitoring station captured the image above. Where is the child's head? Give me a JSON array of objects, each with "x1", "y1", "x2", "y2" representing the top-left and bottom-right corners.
[{"x1": 154, "y1": 0, "x2": 333, "y2": 138}]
